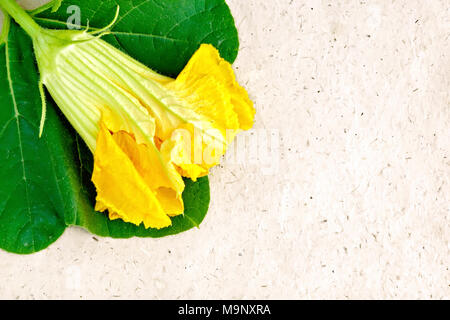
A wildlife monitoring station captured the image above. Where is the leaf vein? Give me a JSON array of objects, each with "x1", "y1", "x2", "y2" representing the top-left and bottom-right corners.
[
  {"x1": 5, "y1": 40, "x2": 35, "y2": 252},
  {"x1": 163, "y1": 2, "x2": 225, "y2": 37}
]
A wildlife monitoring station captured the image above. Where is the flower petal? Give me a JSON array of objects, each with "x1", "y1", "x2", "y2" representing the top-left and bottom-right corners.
[
  {"x1": 168, "y1": 44, "x2": 255, "y2": 131},
  {"x1": 156, "y1": 44, "x2": 255, "y2": 180},
  {"x1": 92, "y1": 122, "x2": 184, "y2": 229},
  {"x1": 112, "y1": 129, "x2": 185, "y2": 216}
]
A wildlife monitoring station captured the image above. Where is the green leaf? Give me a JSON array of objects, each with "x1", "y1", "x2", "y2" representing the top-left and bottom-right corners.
[
  {"x1": 75, "y1": 175, "x2": 210, "y2": 239},
  {"x1": 0, "y1": 22, "x2": 75, "y2": 254},
  {"x1": 0, "y1": 0, "x2": 239, "y2": 254}
]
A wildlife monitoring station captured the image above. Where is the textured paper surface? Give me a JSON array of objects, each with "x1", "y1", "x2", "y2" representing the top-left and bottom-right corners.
[{"x1": 0, "y1": 0, "x2": 448, "y2": 299}]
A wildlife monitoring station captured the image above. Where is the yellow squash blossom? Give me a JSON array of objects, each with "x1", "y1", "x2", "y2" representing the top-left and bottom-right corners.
[{"x1": 0, "y1": 2, "x2": 255, "y2": 229}]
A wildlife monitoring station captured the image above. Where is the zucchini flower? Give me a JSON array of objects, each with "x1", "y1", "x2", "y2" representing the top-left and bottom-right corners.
[{"x1": 1, "y1": 1, "x2": 254, "y2": 229}]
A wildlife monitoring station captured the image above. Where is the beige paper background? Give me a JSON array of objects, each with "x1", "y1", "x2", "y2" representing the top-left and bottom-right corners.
[{"x1": 0, "y1": 0, "x2": 448, "y2": 299}]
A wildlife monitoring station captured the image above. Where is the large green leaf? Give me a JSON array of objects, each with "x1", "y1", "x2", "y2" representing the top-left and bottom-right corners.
[
  {"x1": 0, "y1": 0, "x2": 239, "y2": 254},
  {"x1": 0, "y1": 22, "x2": 76, "y2": 254}
]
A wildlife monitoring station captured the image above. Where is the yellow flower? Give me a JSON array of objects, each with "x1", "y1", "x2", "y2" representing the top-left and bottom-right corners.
[{"x1": 2, "y1": 3, "x2": 255, "y2": 229}]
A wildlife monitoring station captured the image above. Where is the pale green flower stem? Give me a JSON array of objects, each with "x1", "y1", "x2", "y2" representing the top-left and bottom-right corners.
[{"x1": 0, "y1": 8, "x2": 11, "y2": 45}]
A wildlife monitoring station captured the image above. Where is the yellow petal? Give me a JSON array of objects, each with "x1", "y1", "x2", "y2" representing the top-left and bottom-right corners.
[
  {"x1": 154, "y1": 44, "x2": 255, "y2": 180},
  {"x1": 112, "y1": 129, "x2": 185, "y2": 216},
  {"x1": 168, "y1": 44, "x2": 255, "y2": 131},
  {"x1": 92, "y1": 121, "x2": 184, "y2": 229},
  {"x1": 160, "y1": 127, "x2": 209, "y2": 181}
]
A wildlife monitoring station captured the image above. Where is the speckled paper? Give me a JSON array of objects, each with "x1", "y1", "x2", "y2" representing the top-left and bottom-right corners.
[{"x1": 0, "y1": 0, "x2": 448, "y2": 299}]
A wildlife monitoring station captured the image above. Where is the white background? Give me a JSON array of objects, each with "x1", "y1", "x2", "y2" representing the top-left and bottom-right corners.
[{"x1": 0, "y1": 0, "x2": 448, "y2": 299}]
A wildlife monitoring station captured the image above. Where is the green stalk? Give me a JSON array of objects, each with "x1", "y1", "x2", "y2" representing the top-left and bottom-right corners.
[
  {"x1": 0, "y1": 0, "x2": 42, "y2": 39},
  {"x1": 0, "y1": 9, "x2": 11, "y2": 45}
]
